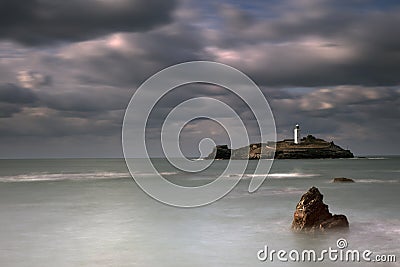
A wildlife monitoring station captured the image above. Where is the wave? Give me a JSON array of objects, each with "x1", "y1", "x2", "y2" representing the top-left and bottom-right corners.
[
  {"x1": 159, "y1": 171, "x2": 179, "y2": 175},
  {"x1": 268, "y1": 173, "x2": 319, "y2": 179},
  {"x1": 227, "y1": 172, "x2": 319, "y2": 179},
  {"x1": 0, "y1": 172, "x2": 131, "y2": 182},
  {"x1": 356, "y1": 179, "x2": 398, "y2": 184},
  {"x1": 349, "y1": 157, "x2": 388, "y2": 160},
  {"x1": 131, "y1": 171, "x2": 179, "y2": 176}
]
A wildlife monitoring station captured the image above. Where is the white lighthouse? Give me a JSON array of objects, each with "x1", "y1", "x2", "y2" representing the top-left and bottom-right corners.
[{"x1": 294, "y1": 124, "x2": 300, "y2": 144}]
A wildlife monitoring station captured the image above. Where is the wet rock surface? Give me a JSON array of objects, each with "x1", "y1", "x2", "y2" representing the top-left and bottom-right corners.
[{"x1": 291, "y1": 187, "x2": 349, "y2": 231}]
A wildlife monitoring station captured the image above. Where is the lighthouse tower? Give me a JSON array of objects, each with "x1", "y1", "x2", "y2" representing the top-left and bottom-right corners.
[{"x1": 294, "y1": 124, "x2": 300, "y2": 144}]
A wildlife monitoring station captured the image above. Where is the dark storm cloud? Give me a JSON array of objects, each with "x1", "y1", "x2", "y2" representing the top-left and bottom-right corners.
[
  {"x1": 0, "y1": 0, "x2": 178, "y2": 46},
  {"x1": 0, "y1": 86, "x2": 125, "y2": 138},
  {"x1": 35, "y1": 0, "x2": 400, "y2": 89},
  {"x1": 0, "y1": 103, "x2": 22, "y2": 118},
  {"x1": 0, "y1": 81, "x2": 128, "y2": 113},
  {"x1": 57, "y1": 24, "x2": 206, "y2": 88},
  {"x1": 0, "y1": 83, "x2": 38, "y2": 103},
  {"x1": 210, "y1": 1, "x2": 400, "y2": 87},
  {"x1": 0, "y1": 83, "x2": 38, "y2": 117},
  {"x1": 39, "y1": 88, "x2": 130, "y2": 112},
  {"x1": 215, "y1": 0, "x2": 400, "y2": 44},
  {"x1": 0, "y1": 110, "x2": 121, "y2": 137}
]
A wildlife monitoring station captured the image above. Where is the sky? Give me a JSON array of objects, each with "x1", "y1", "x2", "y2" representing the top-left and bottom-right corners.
[{"x1": 0, "y1": 0, "x2": 399, "y2": 158}]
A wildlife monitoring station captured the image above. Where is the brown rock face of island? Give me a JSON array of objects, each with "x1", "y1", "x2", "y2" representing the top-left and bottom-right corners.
[
  {"x1": 291, "y1": 187, "x2": 349, "y2": 232},
  {"x1": 275, "y1": 135, "x2": 354, "y2": 159},
  {"x1": 205, "y1": 135, "x2": 354, "y2": 160}
]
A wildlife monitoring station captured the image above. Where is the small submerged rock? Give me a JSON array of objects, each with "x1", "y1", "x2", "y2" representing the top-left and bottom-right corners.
[
  {"x1": 291, "y1": 187, "x2": 349, "y2": 232},
  {"x1": 332, "y1": 177, "x2": 355, "y2": 183}
]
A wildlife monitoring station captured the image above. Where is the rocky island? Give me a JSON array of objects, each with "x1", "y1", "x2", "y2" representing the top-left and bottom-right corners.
[{"x1": 205, "y1": 134, "x2": 354, "y2": 160}]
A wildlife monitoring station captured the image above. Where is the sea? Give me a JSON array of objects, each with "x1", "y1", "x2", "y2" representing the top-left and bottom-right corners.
[{"x1": 0, "y1": 157, "x2": 399, "y2": 267}]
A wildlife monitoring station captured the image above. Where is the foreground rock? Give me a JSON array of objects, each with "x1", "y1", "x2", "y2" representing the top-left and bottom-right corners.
[
  {"x1": 332, "y1": 177, "x2": 355, "y2": 183},
  {"x1": 291, "y1": 187, "x2": 349, "y2": 231}
]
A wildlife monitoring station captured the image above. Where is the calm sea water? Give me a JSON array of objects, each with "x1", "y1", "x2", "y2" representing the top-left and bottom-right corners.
[{"x1": 0, "y1": 157, "x2": 399, "y2": 266}]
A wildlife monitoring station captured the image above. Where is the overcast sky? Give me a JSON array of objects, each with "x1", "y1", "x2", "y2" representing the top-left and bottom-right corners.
[{"x1": 0, "y1": 0, "x2": 399, "y2": 158}]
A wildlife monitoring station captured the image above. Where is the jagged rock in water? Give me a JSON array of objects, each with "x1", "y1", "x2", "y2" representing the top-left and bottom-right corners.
[
  {"x1": 291, "y1": 187, "x2": 349, "y2": 231},
  {"x1": 332, "y1": 177, "x2": 355, "y2": 183}
]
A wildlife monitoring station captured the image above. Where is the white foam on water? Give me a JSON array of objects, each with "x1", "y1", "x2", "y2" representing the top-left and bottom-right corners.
[
  {"x1": 0, "y1": 172, "x2": 131, "y2": 182},
  {"x1": 268, "y1": 173, "x2": 319, "y2": 178},
  {"x1": 159, "y1": 171, "x2": 179, "y2": 175},
  {"x1": 131, "y1": 171, "x2": 179, "y2": 176},
  {"x1": 236, "y1": 172, "x2": 319, "y2": 179},
  {"x1": 348, "y1": 157, "x2": 388, "y2": 160},
  {"x1": 356, "y1": 179, "x2": 398, "y2": 184}
]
